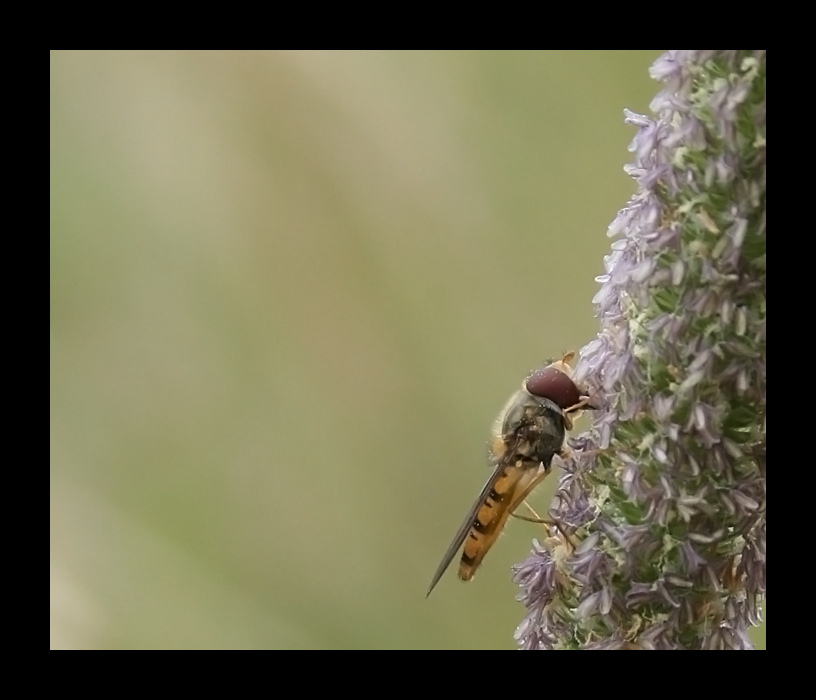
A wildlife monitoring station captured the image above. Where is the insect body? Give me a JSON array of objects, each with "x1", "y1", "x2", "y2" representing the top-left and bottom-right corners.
[{"x1": 427, "y1": 354, "x2": 589, "y2": 596}]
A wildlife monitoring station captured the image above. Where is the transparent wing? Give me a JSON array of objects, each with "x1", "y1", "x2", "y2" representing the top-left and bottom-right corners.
[
  {"x1": 457, "y1": 463, "x2": 546, "y2": 583},
  {"x1": 427, "y1": 459, "x2": 545, "y2": 596},
  {"x1": 427, "y1": 463, "x2": 511, "y2": 597}
]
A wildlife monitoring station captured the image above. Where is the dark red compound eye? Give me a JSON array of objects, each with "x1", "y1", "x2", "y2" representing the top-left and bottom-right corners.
[{"x1": 525, "y1": 367, "x2": 581, "y2": 410}]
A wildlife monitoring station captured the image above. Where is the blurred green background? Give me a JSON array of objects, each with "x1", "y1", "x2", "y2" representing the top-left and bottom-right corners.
[{"x1": 50, "y1": 50, "x2": 765, "y2": 650}]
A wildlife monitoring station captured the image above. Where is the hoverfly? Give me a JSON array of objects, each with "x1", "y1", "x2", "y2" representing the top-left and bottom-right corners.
[{"x1": 427, "y1": 353, "x2": 591, "y2": 596}]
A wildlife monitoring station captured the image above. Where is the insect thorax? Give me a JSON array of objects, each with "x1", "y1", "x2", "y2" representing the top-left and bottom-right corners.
[{"x1": 496, "y1": 393, "x2": 565, "y2": 465}]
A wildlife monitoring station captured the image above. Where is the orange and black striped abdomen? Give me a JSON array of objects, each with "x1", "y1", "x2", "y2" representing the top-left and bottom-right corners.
[{"x1": 458, "y1": 462, "x2": 541, "y2": 581}]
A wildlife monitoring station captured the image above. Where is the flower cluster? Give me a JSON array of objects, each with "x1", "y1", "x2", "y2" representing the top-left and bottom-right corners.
[{"x1": 514, "y1": 51, "x2": 766, "y2": 650}]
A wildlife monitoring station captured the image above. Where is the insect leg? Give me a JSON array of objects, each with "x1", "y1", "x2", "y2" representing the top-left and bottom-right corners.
[
  {"x1": 511, "y1": 502, "x2": 578, "y2": 549},
  {"x1": 510, "y1": 500, "x2": 550, "y2": 524},
  {"x1": 504, "y1": 468, "x2": 578, "y2": 549},
  {"x1": 564, "y1": 385, "x2": 604, "y2": 415}
]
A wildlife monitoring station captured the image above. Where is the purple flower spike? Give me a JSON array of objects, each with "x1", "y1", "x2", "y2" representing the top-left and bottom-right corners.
[{"x1": 515, "y1": 51, "x2": 766, "y2": 650}]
